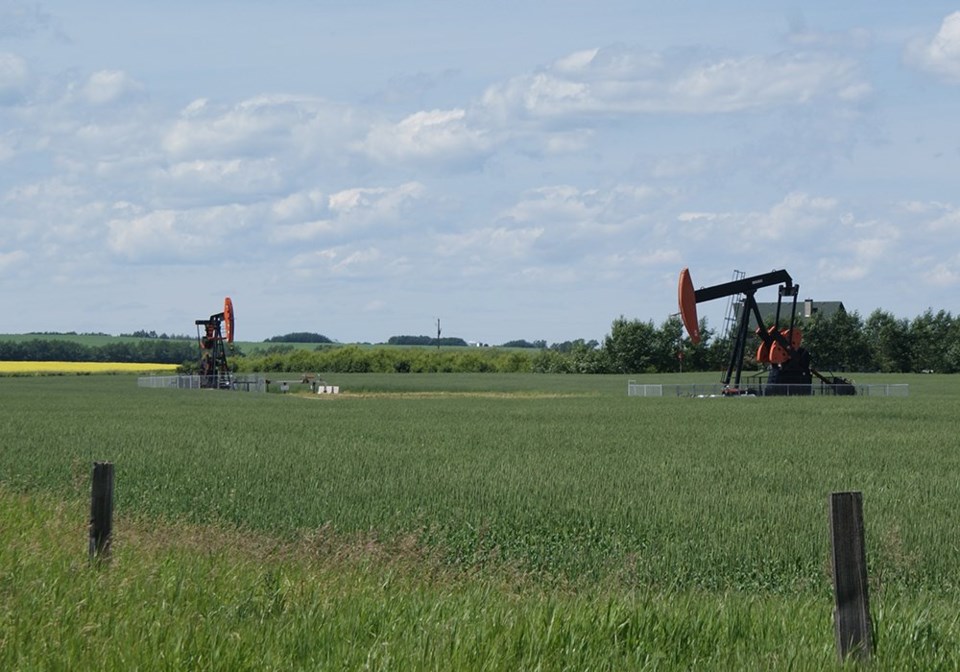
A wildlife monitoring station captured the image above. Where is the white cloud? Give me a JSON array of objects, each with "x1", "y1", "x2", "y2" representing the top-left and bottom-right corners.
[
  {"x1": 760, "y1": 192, "x2": 837, "y2": 239},
  {"x1": 675, "y1": 192, "x2": 840, "y2": 260},
  {"x1": 270, "y1": 189, "x2": 327, "y2": 222},
  {"x1": 927, "y1": 206, "x2": 960, "y2": 233},
  {"x1": 80, "y1": 70, "x2": 144, "y2": 105},
  {"x1": 896, "y1": 200, "x2": 947, "y2": 215},
  {"x1": 500, "y1": 184, "x2": 662, "y2": 230},
  {"x1": 599, "y1": 248, "x2": 681, "y2": 270},
  {"x1": 161, "y1": 158, "x2": 284, "y2": 199},
  {"x1": 359, "y1": 108, "x2": 492, "y2": 167},
  {"x1": 106, "y1": 205, "x2": 254, "y2": 262},
  {"x1": 481, "y1": 45, "x2": 869, "y2": 119},
  {"x1": 327, "y1": 182, "x2": 425, "y2": 223},
  {"x1": 905, "y1": 12, "x2": 960, "y2": 84},
  {"x1": 501, "y1": 185, "x2": 603, "y2": 224},
  {"x1": 818, "y1": 258, "x2": 868, "y2": 282},
  {"x1": 268, "y1": 182, "x2": 426, "y2": 245},
  {"x1": 162, "y1": 94, "x2": 357, "y2": 160},
  {"x1": 435, "y1": 225, "x2": 544, "y2": 258},
  {"x1": 288, "y1": 245, "x2": 408, "y2": 279},
  {"x1": 924, "y1": 262, "x2": 960, "y2": 287}
]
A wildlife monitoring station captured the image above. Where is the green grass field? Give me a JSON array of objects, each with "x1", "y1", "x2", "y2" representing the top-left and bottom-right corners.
[{"x1": 2, "y1": 373, "x2": 958, "y2": 669}]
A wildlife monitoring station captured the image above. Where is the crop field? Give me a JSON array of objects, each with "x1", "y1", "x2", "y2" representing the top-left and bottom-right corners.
[
  {"x1": 0, "y1": 361, "x2": 178, "y2": 374},
  {"x1": 1, "y1": 372, "x2": 959, "y2": 669}
]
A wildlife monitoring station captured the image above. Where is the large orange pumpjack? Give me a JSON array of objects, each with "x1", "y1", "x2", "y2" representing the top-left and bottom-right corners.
[
  {"x1": 195, "y1": 297, "x2": 234, "y2": 389},
  {"x1": 678, "y1": 268, "x2": 853, "y2": 396}
]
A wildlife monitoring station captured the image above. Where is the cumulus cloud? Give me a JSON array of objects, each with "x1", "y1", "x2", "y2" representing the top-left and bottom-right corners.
[
  {"x1": 288, "y1": 245, "x2": 411, "y2": 279},
  {"x1": 160, "y1": 158, "x2": 284, "y2": 202},
  {"x1": 163, "y1": 94, "x2": 358, "y2": 161},
  {"x1": 475, "y1": 183, "x2": 672, "y2": 269},
  {"x1": 816, "y1": 216, "x2": 901, "y2": 283},
  {"x1": 480, "y1": 44, "x2": 869, "y2": 120},
  {"x1": 761, "y1": 192, "x2": 837, "y2": 238},
  {"x1": 924, "y1": 262, "x2": 960, "y2": 287},
  {"x1": 905, "y1": 12, "x2": 960, "y2": 83},
  {"x1": 435, "y1": 225, "x2": 544, "y2": 259},
  {"x1": 326, "y1": 182, "x2": 426, "y2": 229},
  {"x1": 501, "y1": 184, "x2": 664, "y2": 237},
  {"x1": 359, "y1": 108, "x2": 492, "y2": 168},
  {"x1": 675, "y1": 196, "x2": 913, "y2": 300},
  {"x1": 106, "y1": 204, "x2": 255, "y2": 263},
  {"x1": 926, "y1": 204, "x2": 960, "y2": 234},
  {"x1": 268, "y1": 182, "x2": 427, "y2": 248},
  {"x1": 501, "y1": 185, "x2": 604, "y2": 224},
  {"x1": 270, "y1": 189, "x2": 327, "y2": 222},
  {"x1": 80, "y1": 70, "x2": 144, "y2": 105},
  {"x1": 676, "y1": 192, "x2": 841, "y2": 263}
]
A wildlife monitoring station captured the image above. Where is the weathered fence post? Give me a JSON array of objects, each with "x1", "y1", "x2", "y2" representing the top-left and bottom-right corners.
[
  {"x1": 89, "y1": 461, "x2": 115, "y2": 561},
  {"x1": 829, "y1": 491, "x2": 873, "y2": 662}
]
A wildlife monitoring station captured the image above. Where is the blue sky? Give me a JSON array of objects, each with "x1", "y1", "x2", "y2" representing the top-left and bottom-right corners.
[{"x1": 2, "y1": 1, "x2": 959, "y2": 344}]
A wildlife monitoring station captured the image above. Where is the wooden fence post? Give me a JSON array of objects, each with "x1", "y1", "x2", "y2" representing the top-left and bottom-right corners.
[
  {"x1": 829, "y1": 491, "x2": 873, "y2": 662},
  {"x1": 89, "y1": 461, "x2": 115, "y2": 561}
]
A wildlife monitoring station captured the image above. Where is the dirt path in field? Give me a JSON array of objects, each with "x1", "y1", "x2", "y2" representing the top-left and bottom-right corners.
[{"x1": 297, "y1": 391, "x2": 594, "y2": 400}]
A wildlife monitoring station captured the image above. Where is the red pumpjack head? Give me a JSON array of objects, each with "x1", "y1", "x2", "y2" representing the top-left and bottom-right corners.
[{"x1": 678, "y1": 268, "x2": 700, "y2": 345}]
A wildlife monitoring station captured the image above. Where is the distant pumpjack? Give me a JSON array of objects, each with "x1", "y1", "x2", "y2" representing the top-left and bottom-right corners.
[{"x1": 195, "y1": 297, "x2": 234, "y2": 389}]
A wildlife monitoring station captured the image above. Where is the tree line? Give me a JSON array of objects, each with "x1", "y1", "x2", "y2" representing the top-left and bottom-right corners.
[
  {"x1": 387, "y1": 335, "x2": 469, "y2": 347},
  {"x1": 230, "y1": 307, "x2": 960, "y2": 375},
  {"x1": 0, "y1": 339, "x2": 197, "y2": 365},
  {"x1": 3, "y1": 306, "x2": 958, "y2": 374}
]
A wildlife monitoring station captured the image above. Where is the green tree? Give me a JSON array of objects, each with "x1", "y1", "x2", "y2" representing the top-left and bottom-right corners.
[
  {"x1": 602, "y1": 316, "x2": 658, "y2": 374},
  {"x1": 803, "y1": 309, "x2": 869, "y2": 372},
  {"x1": 264, "y1": 332, "x2": 332, "y2": 344},
  {"x1": 670, "y1": 316, "x2": 719, "y2": 373},
  {"x1": 909, "y1": 309, "x2": 955, "y2": 373},
  {"x1": 567, "y1": 340, "x2": 609, "y2": 373},
  {"x1": 530, "y1": 349, "x2": 573, "y2": 373},
  {"x1": 651, "y1": 316, "x2": 686, "y2": 373},
  {"x1": 500, "y1": 339, "x2": 545, "y2": 349},
  {"x1": 864, "y1": 310, "x2": 911, "y2": 373}
]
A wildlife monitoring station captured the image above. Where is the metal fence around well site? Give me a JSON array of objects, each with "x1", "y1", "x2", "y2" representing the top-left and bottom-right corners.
[
  {"x1": 137, "y1": 375, "x2": 267, "y2": 392},
  {"x1": 627, "y1": 380, "x2": 909, "y2": 398}
]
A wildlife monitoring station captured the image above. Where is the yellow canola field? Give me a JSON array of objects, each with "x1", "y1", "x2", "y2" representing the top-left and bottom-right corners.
[{"x1": 0, "y1": 361, "x2": 178, "y2": 374}]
